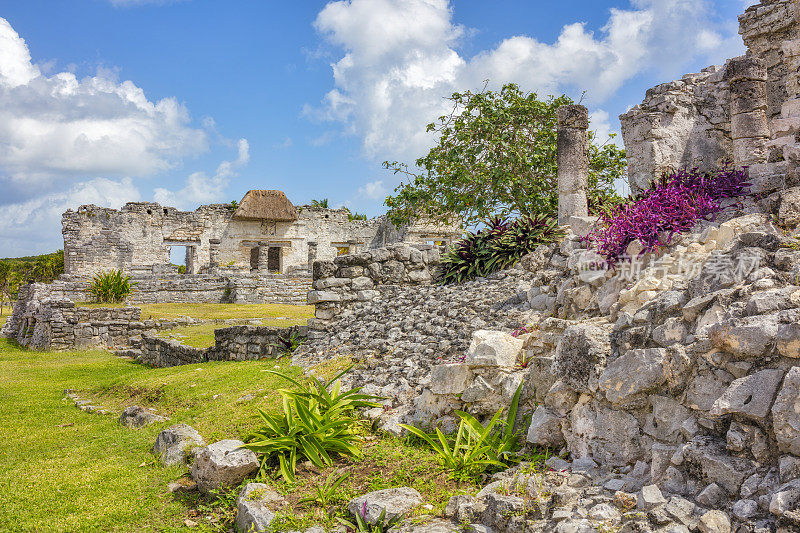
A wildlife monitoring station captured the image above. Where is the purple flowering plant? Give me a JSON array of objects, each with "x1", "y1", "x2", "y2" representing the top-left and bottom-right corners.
[{"x1": 586, "y1": 166, "x2": 750, "y2": 263}]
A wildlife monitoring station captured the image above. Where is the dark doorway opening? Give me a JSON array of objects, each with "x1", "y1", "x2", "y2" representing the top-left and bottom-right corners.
[
  {"x1": 250, "y1": 247, "x2": 259, "y2": 270},
  {"x1": 268, "y1": 247, "x2": 280, "y2": 272}
]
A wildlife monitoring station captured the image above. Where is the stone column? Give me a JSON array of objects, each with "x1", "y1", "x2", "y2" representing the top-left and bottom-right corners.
[
  {"x1": 257, "y1": 242, "x2": 269, "y2": 272},
  {"x1": 185, "y1": 246, "x2": 197, "y2": 275},
  {"x1": 725, "y1": 56, "x2": 769, "y2": 168},
  {"x1": 557, "y1": 105, "x2": 589, "y2": 225},
  {"x1": 208, "y1": 239, "x2": 220, "y2": 269}
]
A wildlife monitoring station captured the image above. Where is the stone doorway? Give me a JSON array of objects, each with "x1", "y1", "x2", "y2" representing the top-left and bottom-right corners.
[
  {"x1": 250, "y1": 247, "x2": 259, "y2": 270},
  {"x1": 267, "y1": 247, "x2": 280, "y2": 272}
]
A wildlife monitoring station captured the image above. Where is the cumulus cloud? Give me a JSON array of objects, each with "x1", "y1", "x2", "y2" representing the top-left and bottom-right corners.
[
  {"x1": 0, "y1": 178, "x2": 141, "y2": 256},
  {"x1": 310, "y1": 0, "x2": 746, "y2": 162},
  {"x1": 154, "y1": 138, "x2": 250, "y2": 209},
  {"x1": 358, "y1": 179, "x2": 388, "y2": 200},
  {"x1": 0, "y1": 17, "x2": 207, "y2": 196}
]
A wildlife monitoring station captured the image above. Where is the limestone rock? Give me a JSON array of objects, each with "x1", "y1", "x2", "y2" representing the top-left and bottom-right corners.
[
  {"x1": 526, "y1": 406, "x2": 565, "y2": 447},
  {"x1": 429, "y1": 364, "x2": 472, "y2": 395},
  {"x1": 153, "y1": 424, "x2": 205, "y2": 467},
  {"x1": 707, "y1": 315, "x2": 779, "y2": 358},
  {"x1": 697, "y1": 510, "x2": 731, "y2": 533},
  {"x1": 553, "y1": 324, "x2": 611, "y2": 390},
  {"x1": 236, "y1": 483, "x2": 283, "y2": 533},
  {"x1": 772, "y1": 367, "x2": 800, "y2": 456},
  {"x1": 464, "y1": 330, "x2": 522, "y2": 368},
  {"x1": 190, "y1": 439, "x2": 259, "y2": 492},
  {"x1": 119, "y1": 405, "x2": 167, "y2": 428},
  {"x1": 598, "y1": 348, "x2": 667, "y2": 404},
  {"x1": 637, "y1": 485, "x2": 667, "y2": 511},
  {"x1": 709, "y1": 368, "x2": 784, "y2": 421},
  {"x1": 347, "y1": 487, "x2": 423, "y2": 524}
]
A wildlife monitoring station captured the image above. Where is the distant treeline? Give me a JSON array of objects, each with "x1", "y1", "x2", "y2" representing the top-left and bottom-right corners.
[{"x1": 0, "y1": 250, "x2": 64, "y2": 313}]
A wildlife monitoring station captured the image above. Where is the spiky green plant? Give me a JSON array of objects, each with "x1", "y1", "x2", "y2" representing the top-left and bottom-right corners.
[
  {"x1": 440, "y1": 215, "x2": 563, "y2": 284},
  {"x1": 88, "y1": 269, "x2": 135, "y2": 303},
  {"x1": 243, "y1": 367, "x2": 381, "y2": 483},
  {"x1": 400, "y1": 382, "x2": 524, "y2": 479}
]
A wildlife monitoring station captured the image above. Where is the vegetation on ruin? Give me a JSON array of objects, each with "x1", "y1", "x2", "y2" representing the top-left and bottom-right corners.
[
  {"x1": 88, "y1": 269, "x2": 135, "y2": 303},
  {"x1": 587, "y1": 166, "x2": 750, "y2": 262},
  {"x1": 383, "y1": 83, "x2": 627, "y2": 228},
  {"x1": 0, "y1": 338, "x2": 491, "y2": 531},
  {"x1": 0, "y1": 250, "x2": 64, "y2": 313},
  {"x1": 243, "y1": 368, "x2": 382, "y2": 483},
  {"x1": 311, "y1": 198, "x2": 330, "y2": 208},
  {"x1": 400, "y1": 382, "x2": 524, "y2": 480},
  {"x1": 440, "y1": 214, "x2": 564, "y2": 284}
]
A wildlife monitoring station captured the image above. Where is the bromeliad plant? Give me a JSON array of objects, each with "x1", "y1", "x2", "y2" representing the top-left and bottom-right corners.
[
  {"x1": 243, "y1": 367, "x2": 382, "y2": 483},
  {"x1": 588, "y1": 166, "x2": 750, "y2": 263},
  {"x1": 440, "y1": 215, "x2": 563, "y2": 284},
  {"x1": 400, "y1": 382, "x2": 524, "y2": 479}
]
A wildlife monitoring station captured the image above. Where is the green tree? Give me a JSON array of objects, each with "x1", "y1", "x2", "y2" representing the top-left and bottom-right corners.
[{"x1": 383, "y1": 83, "x2": 626, "y2": 227}]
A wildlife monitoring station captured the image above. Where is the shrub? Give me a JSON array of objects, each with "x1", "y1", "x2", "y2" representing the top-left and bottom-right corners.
[
  {"x1": 88, "y1": 269, "x2": 134, "y2": 303},
  {"x1": 440, "y1": 215, "x2": 563, "y2": 284},
  {"x1": 400, "y1": 382, "x2": 523, "y2": 479},
  {"x1": 337, "y1": 502, "x2": 403, "y2": 533},
  {"x1": 243, "y1": 368, "x2": 381, "y2": 483},
  {"x1": 587, "y1": 167, "x2": 750, "y2": 263}
]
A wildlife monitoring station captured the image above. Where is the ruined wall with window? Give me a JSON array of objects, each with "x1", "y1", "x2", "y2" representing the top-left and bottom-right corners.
[{"x1": 62, "y1": 190, "x2": 461, "y2": 279}]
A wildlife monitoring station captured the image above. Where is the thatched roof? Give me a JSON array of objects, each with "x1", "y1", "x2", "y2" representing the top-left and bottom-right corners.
[{"x1": 233, "y1": 190, "x2": 298, "y2": 221}]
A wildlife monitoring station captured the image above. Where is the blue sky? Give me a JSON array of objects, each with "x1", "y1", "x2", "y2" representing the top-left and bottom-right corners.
[{"x1": 0, "y1": 0, "x2": 755, "y2": 256}]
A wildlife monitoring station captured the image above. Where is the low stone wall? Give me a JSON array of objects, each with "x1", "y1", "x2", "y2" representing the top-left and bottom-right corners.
[
  {"x1": 137, "y1": 325, "x2": 308, "y2": 368},
  {"x1": 307, "y1": 243, "x2": 442, "y2": 326},
  {"x1": 46, "y1": 272, "x2": 312, "y2": 306},
  {"x1": 1, "y1": 284, "x2": 153, "y2": 350}
]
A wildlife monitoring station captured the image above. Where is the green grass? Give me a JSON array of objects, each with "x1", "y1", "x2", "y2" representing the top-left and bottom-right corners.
[
  {"x1": 0, "y1": 338, "x2": 492, "y2": 532},
  {"x1": 0, "y1": 338, "x2": 297, "y2": 531},
  {"x1": 76, "y1": 303, "x2": 314, "y2": 322}
]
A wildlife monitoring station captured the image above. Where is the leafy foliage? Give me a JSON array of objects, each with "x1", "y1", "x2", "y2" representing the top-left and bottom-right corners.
[
  {"x1": 336, "y1": 502, "x2": 403, "y2": 533},
  {"x1": 88, "y1": 269, "x2": 135, "y2": 303},
  {"x1": 299, "y1": 471, "x2": 349, "y2": 512},
  {"x1": 311, "y1": 198, "x2": 330, "y2": 209},
  {"x1": 0, "y1": 250, "x2": 64, "y2": 313},
  {"x1": 587, "y1": 167, "x2": 750, "y2": 262},
  {"x1": 243, "y1": 367, "x2": 381, "y2": 483},
  {"x1": 383, "y1": 83, "x2": 626, "y2": 227},
  {"x1": 347, "y1": 210, "x2": 368, "y2": 221},
  {"x1": 400, "y1": 382, "x2": 523, "y2": 479},
  {"x1": 270, "y1": 329, "x2": 305, "y2": 355},
  {"x1": 440, "y1": 215, "x2": 563, "y2": 284}
]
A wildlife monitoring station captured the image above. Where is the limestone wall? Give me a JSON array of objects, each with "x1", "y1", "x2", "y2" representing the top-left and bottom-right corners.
[
  {"x1": 62, "y1": 201, "x2": 460, "y2": 278},
  {"x1": 49, "y1": 273, "x2": 312, "y2": 306},
  {"x1": 137, "y1": 325, "x2": 308, "y2": 368},
  {"x1": 306, "y1": 243, "x2": 442, "y2": 327},
  {"x1": 620, "y1": 67, "x2": 732, "y2": 194},
  {"x1": 621, "y1": 0, "x2": 800, "y2": 194},
  {"x1": 1, "y1": 283, "x2": 152, "y2": 350}
]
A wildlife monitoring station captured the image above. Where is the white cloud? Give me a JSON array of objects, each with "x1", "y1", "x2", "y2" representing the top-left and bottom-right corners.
[
  {"x1": 358, "y1": 179, "x2": 388, "y2": 200},
  {"x1": 0, "y1": 17, "x2": 207, "y2": 191},
  {"x1": 0, "y1": 178, "x2": 140, "y2": 256},
  {"x1": 154, "y1": 138, "x2": 249, "y2": 209},
  {"x1": 274, "y1": 137, "x2": 293, "y2": 149},
  {"x1": 310, "y1": 0, "x2": 745, "y2": 162}
]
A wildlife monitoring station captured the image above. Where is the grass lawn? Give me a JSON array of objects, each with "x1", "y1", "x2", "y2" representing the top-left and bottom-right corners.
[
  {"x1": 77, "y1": 303, "x2": 314, "y2": 322},
  {"x1": 0, "y1": 338, "x2": 486, "y2": 532}
]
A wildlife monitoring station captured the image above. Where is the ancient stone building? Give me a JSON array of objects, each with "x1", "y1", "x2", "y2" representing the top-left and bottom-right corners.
[
  {"x1": 621, "y1": 0, "x2": 800, "y2": 195},
  {"x1": 62, "y1": 190, "x2": 460, "y2": 278}
]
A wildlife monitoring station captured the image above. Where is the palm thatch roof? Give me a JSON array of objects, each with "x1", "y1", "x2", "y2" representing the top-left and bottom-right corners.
[{"x1": 233, "y1": 190, "x2": 298, "y2": 221}]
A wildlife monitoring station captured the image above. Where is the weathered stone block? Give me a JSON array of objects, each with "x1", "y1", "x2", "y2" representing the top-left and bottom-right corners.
[
  {"x1": 464, "y1": 330, "x2": 522, "y2": 368},
  {"x1": 429, "y1": 364, "x2": 472, "y2": 395},
  {"x1": 709, "y1": 368, "x2": 784, "y2": 422}
]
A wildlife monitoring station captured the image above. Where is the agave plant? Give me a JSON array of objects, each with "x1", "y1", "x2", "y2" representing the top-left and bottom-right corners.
[
  {"x1": 88, "y1": 269, "x2": 135, "y2": 303},
  {"x1": 440, "y1": 215, "x2": 563, "y2": 284},
  {"x1": 587, "y1": 166, "x2": 750, "y2": 263}
]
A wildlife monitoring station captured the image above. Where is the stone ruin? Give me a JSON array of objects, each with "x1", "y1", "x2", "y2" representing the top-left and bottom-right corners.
[{"x1": 621, "y1": 0, "x2": 800, "y2": 196}]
